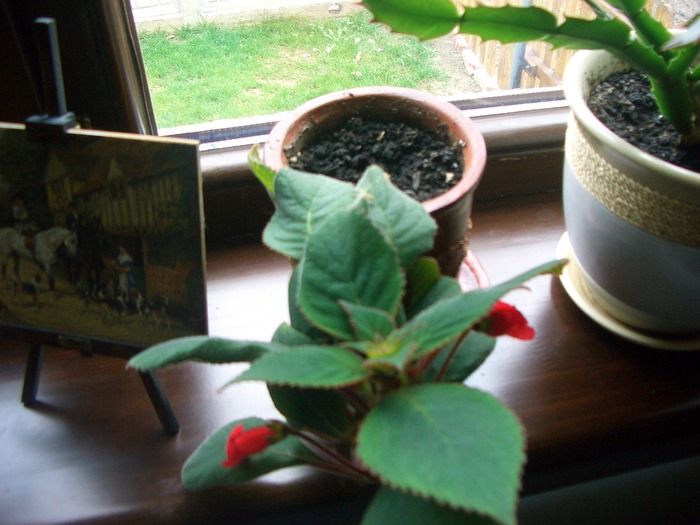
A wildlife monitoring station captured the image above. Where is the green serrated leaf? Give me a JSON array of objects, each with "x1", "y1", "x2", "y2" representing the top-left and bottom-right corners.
[
  {"x1": 356, "y1": 384, "x2": 525, "y2": 525},
  {"x1": 362, "y1": 0, "x2": 462, "y2": 40},
  {"x1": 396, "y1": 259, "x2": 565, "y2": 360},
  {"x1": 371, "y1": 259, "x2": 566, "y2": 369},
  {"x1": 263, "y1": 168, "x2": 355, "y2": 260},
  {"x1": 268, "y1": 385, "x2": 350, "y2": 437},
  {"x1": 405, "y1": 274, "x2": 462, "y2": 319},
  {"x1": 248, "y1": 144, "x2": 276, "y2": 195},
  {"x1": 229, "y1": 345, "x2": 370, "y2": 388},
  {"x1": 362, "y1": 487, "x2": 498, "y2": 525},
  {"x1": 182, "y1": 418, "x2": 315, "y2": 490},
  {"x1": 288, "y1": 266, "x2": 328, "y2": 340},
  {"x1": 271, "y1": 323, "x2": 315, "y2": 346},
  {"x1": 127, "y1": 336, "x2": 285, "y2": 370},
  {"x1": 297, "y1": 210, "x2": 404, "y2": 340},
  {"x1": 423, "y1": 331, "x2": 496, "y2": 383},
  {"x1": 340, "y1": 301, "x2": 396, "y2": 341},
  {"x1": 404, "y1": 256, "x2": 440, "y2": 307},
  {"x1": 357, "y1": 166, "x2": 437, "y2": 268}
]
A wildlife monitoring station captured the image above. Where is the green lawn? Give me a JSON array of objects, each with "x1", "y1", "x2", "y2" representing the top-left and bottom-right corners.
[{"x1": 139, "y1": 12, "x2": 452, "y2": 129}]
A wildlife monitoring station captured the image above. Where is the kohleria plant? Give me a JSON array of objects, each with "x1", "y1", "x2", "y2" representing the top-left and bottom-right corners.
[
  {"x1": 362, "y1": 0, "x2": 700, "y2": 145},
  {"x1": 130, "y1": 159, "x2": 565, "y2": 525}
]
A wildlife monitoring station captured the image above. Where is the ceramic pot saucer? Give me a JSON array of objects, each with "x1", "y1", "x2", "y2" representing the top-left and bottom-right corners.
[{"x1": 557, "y1": 232, "x2": 700, "y2": 351}]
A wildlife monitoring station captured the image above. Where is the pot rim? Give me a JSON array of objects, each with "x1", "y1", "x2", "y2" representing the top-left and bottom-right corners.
[
  {"x1": 263, "y1": 86, "x2": 487, "y2": 212},
  {"x1": 563, "y1": 50, "x2": 700, "y2": 188}
]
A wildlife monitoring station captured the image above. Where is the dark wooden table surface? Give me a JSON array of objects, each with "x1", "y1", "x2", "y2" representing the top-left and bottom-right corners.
[{"x1": 2, "y1": 192, "x2": 699, "y2": 525}]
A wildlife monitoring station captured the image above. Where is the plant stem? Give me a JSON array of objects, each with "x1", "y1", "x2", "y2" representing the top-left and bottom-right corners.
[
  {"x1": 287, "y1": 427, "x2": 373, "y2": 482},
  {"x1": 434, "y1": 330, "x2": 470, "y2": 382}
]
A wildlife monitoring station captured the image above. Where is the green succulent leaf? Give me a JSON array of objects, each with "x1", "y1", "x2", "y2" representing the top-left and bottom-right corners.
[
  {"x1": 263, "y1": 168, "x2": 355, "y2": 260},
  {"x1": 182, "y1": 418, "x2": 315, "y2": 490},
  {"x1": 423, "y1": 331, "x2": 496, "y2": 383},
  {"x1": 357, "y1": 166, "x2": 437, "y2": 268},
  {"x1": 340, "y1": 301, "x2": 397, "y2": 341},
  {"x1": 363, "y1": 486, "x2": 498, "y2": 525},
  {"x1": 297, "y1": 210, "x2": 404, "y2": 340},
  {"x1": 459, "y1": 5, "x2": 558, "y2": 43},
  {"x1": 128, "y1": 336, "x2": 285, "y2": 370},
  {"x1": 356, "y1": 384, "x2": 525, "y2": 525},
  {"x1": 230, "y1": 345, "x2": 370, "y2": 388},
  {"x1": 248, "y1": 144, "x2": 276, "y2": 195},
  {"x1": 544, "y1": 17, "x2": 632, "y2": 50},
  {"x1": 268, "y1": 385, "x2": 350, "y2": 437},
  {"x1": 362, "y1": 0, "x2": 462, "y2": 40},
  {"x1": 604, "y1": 0, "x2": 647, "y2": 12}
]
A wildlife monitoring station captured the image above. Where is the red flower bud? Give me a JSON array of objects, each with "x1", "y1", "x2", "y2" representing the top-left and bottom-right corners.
[
  {"x1": 222, "y1": 424, "x2": 276, "y2": 468},
  {"x1": 479, "y1": 301, "x2": 535, "y2": 340}
]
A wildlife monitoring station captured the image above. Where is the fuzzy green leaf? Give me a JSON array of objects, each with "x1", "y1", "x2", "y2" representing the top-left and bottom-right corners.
[
  {"x1": 363, "y1": 487, "x2": 498, "y2": 525},
  {"x1": 371, "y1": 259, "x2": 566, "y2": 369},
  {"x1": 230, "y1": 345, "x2": 370, "y2": 388},
  {"x1": 248, "y1": 144, "x2": 276, "y2": 195},
  {"x1": 263, "y1": 168, "x2": 355, "y2": 260},
  {"x1": 423, "y1": 331, "x2": 496, "y2": 383},
  {"x1": 297, "y1": 210, "x2": 404, "y2": 340},
  {"x1": 268, "y1": 385, "x2": 350, "y2": 437},
  {"x1": 182, "y1": 418, "x2": 315, "y2": 490},
  {"x1": 357, "y1": 166, "x2": 437, "y2": 268},
  {"x1": 403, "y1": 257, "x2": 441, "y2": 310},
  {"x1": 405, "y1": 273, "x2": 461, "y2": 319},
  {"x1": 362, "y1": 0, "x2": 462, "y2": 40},
  {"x1": 340, "y1": 301, "x2": 396, "y2": 341},
  {"x1": 288, "y1": 266, "x2": 327, "y2": 340},
  {"x1": 356, "y1": 384, "x2": 525, "y2": 525},
  {"x1": 271, "y1": 323, "x2": 315, "y2": 346},
  {"x1": 128, "y1": 336, "x2": 285, "y2": 370}
]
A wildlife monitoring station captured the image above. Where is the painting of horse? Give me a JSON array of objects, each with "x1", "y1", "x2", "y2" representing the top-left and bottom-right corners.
[
  {"x1": 0, "y1": 226, "x2": 77, "y2": 292},
  {"x1": 0, "y1": 122, "x2": 207, "y2": 349}
]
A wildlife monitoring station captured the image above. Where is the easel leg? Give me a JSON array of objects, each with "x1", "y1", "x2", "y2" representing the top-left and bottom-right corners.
[
  {"x1": 139, "y1": 370, "x2": 179, "y2": 435},
  {"x1": 22, "y1": 343, "x2": 45, "y2": 406}
]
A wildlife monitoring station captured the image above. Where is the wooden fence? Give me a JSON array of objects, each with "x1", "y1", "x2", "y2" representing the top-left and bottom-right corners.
[{"x1": 458, "y1": 0, "x2": 678, "y2": 90}]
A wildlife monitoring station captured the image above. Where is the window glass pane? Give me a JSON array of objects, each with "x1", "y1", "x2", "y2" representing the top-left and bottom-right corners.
[{"x1": 130, "y1": 0, "x2": 691, "y2": 136}]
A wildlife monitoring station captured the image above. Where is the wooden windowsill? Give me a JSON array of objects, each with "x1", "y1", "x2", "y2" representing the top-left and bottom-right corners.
[{"x1": 2, "y1": 189, "x2": 699, "y2": 524}]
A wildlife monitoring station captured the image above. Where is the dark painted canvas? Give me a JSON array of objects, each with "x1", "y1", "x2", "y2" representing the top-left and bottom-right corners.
[{"x1": 0, "y1": 123, "x2": 207, "y2": 349}]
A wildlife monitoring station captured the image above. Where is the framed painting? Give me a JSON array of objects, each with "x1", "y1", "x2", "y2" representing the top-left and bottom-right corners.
[{"x1": 0, "y1": 122, "x2": 207, "y2": 352}]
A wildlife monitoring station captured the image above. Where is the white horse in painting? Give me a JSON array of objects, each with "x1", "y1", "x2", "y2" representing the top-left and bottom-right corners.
[
  {"x1": 0, "y1": 226, "x2": 77, "y2": 292},
  {"x1": 0, "y1": 227, "x2": 33, "y2": 280}
]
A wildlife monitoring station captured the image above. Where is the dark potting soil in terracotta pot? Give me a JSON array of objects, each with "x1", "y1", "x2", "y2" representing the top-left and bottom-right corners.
[
  {"x1": 588, "y1": 70, "x2": 700, "y2": 173},
  {"x1": 285, "y1": 116, "x2": 464, "y2": 202}
]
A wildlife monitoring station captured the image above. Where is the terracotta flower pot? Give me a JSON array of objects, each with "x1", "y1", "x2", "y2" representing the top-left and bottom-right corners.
[
  {"x1": 264, "y1": 86, "x2": 487, "y2": 277},
  {"x1": 562, "y1": 50, "x2": 700, "y2": 338}
]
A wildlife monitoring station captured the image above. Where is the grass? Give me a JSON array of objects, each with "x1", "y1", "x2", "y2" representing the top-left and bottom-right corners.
[{"x1": 139, "y1": 11, "x2": 452, "y2": 129}]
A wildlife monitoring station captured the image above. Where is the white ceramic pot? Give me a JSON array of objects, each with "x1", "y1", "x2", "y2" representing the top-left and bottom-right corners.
[{"x1": 562, "y1": 50, "x2": 700, "y2": 334}]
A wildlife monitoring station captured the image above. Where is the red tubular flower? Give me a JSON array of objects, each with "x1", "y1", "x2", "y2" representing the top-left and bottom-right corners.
[
  {"x1": 222, "y1": 424, "x2": 276, "y2": 468},
  {"x1": 479, "y1": 301, "x2": 535, "y2": 340}
]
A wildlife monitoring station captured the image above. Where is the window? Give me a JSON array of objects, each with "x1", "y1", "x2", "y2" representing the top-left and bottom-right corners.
[
  {"x1": 129, "y1": 0, "x2": 687, "y2": 147},
  {"x1": 0, "y1": 1, "x2": 691, "y2": 241}
]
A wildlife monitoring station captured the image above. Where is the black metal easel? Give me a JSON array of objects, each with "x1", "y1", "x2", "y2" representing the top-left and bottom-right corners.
[{"x1": 18, "y1": 18, "x2": 179, "y2": 435}]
